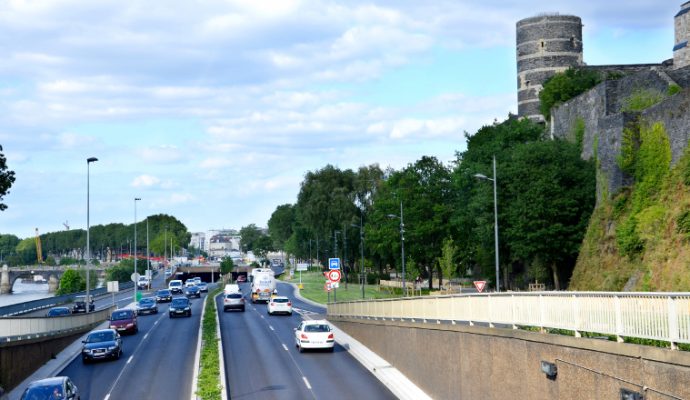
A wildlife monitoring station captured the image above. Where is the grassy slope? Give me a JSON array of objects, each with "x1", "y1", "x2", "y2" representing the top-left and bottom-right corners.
[
  {"x1": 281, "y1": 270, "x2": 399, "y2": 304},
  {"x1": 570, "y1": 150, "x2": 690, "y2": 291}
]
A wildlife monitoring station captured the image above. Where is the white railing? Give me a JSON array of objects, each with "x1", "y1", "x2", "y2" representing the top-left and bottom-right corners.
[
  {"x1": 0, "y1": 307, "x2": 113, "y2": 340},
  {"x1": 328, "y1": 292, "x2": 690, "y2": 349}
]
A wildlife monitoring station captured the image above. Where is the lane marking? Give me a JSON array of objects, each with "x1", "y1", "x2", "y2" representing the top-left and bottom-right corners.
[
  {"x1": 104, "y1": 395, "x2": 110, "y2": 400},
  {"x1": 127, "y1": 355, "x2": 133, "y2": 364},
  {"x1": 144, "y1": 333, "x2": 149, "y2": 340},
  {"x1": 302, "y1": 377, "x2": 312, "y2": 390},
  {"x1": 269, "y1": 325, "x2": 275, "y2": 331},
  {"x1": 282, "y1": 344, "x2": 288, "y2": 351}
]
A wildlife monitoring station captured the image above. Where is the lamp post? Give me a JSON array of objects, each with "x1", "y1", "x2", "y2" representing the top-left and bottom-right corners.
[
  {"x1": 387, "y1": 200, "x2": 406, "y2": 296},
  {"x1": 474, "y1": 155, "x2": 500, "y2": 292},
  {"x1": 134, "y1": 197, "x2": 141, "y2": 303},
  {"x1": 146, "y1": 217, "x2": 150, "y2": 290},
  {"x1": 85, "y1": 157, "x2": 98, "y2": 313},
  {"x1": 352, "y1": 213, "x2": 364, "y2": 299}
]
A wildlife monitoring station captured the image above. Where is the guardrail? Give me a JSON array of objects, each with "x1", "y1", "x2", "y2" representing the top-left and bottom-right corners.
[
  {"x1": 0, "y1": 306, "x2": 114, "y2": 341},
  {"x1": 0, "y1": 282, "x2": 134, "y2": 317},
  {"x1": 328, "y1": 291, "x2": 690, "y2": 349}
]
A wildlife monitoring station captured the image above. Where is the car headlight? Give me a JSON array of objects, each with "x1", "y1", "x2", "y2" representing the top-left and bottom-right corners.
[
  {"x1": 108, "y1": 346, "x2": 117, "y2": 351},
  {"x1": 184, "y1": 307, "x2": 190, "y2": 310}
]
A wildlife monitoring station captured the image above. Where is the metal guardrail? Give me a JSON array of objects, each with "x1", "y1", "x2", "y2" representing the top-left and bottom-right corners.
[
  {"x1": 0, "y1": 282, "x2": 134, "y2": 317},
  {"x1": 328, "y1": 291, "x2": 690, "y2": 349},
  {"x1": 0, "y1": 307, "x2": 114, "y2": 341}
]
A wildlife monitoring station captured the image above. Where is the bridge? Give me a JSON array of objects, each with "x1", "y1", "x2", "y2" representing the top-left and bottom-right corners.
[{"x1": 0, "y1": 264, "x2": 107, "y2": 294}]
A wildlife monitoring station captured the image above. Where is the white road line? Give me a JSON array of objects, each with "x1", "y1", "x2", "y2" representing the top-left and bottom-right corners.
[
  {"x1": 127, "y1": 355, "x2": 133, "y2": 364},
  {"x1": 144, "y1": 333, "x2": 149, "y2": 340},
  {"x1": 302, "y1": 377, "x2": 312, "y2": 390},
  {"x1": 104, "y1": 394, "x2": 111, "y2": 400},
  {"x1": 282, "y1": 344, "x2": 289, "y2": 351},
  {"x1": 269, "y1": 325, "x2": 275, "y2": 331}
]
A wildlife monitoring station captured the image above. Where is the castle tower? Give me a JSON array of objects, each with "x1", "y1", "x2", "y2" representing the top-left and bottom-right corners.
[
  {"x1": 673, "y1": 1, "x2": 690, "y2": 69},
  {"x1": 516, "y1": 14, "x2": 583, "y2": 121}
]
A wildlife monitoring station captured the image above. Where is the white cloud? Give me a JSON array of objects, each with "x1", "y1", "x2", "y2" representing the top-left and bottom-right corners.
[{"x1": 132, "y1": 174, "x2": 161, "y2": 187}]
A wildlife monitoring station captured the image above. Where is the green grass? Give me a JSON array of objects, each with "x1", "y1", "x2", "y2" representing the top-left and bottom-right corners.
[
  {"x1": 195, "y1": 288, "x2": 222, "y2": 400},
  {"x1": 282, "y1": 270, "x2": 402, "y2": 304}
]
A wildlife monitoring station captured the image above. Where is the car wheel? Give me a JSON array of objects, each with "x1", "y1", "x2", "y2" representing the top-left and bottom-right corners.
[
  {"x1": 169, "y1": 314, "x2": 173, "y2": 318},
  {"x1": 241, "y1": 306, "x2": 245, "y2": 312},
  {"x1": 82, "y1": 357, "x2": 89, "y2": 364},
  {"x1": 288, "y1": 312, "x2": 293, "y2": 316},
  {"x1": 329, "y1": 347, "x2": 335, "y2": 353},
  {"x1": 298, "y1": 344, "x2": 304, "y2": 353}
]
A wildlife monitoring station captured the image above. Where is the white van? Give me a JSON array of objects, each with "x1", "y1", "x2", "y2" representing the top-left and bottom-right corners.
[
  {"x1": 224, "y1": 284, "x2": 240, "y2": 294},
  {"x1": 169, "y1": 279, "x2": 184, "y2": 294}
]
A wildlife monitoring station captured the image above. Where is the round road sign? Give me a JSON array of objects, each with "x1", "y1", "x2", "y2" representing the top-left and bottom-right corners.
[
  {"x1": 327, "y1": 269, "x2": 341, "y2": 282},
  {"x1": 131, "y1": 272, "x2": 141, "y2": 283}
]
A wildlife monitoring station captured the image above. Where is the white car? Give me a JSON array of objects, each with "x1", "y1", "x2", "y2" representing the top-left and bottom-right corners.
[
  {"x1": 168, "y1": 279, "x2": 184, "y2": 294},
  {"x1": 185, "y1": 279, "x2": 197, "y2": 288},
  {"x1": 267, "y1": 296, "x2": 292, "y2": 315},
  {"x1": 294, "y1": 320, "x2": 335, "y2": 352}
]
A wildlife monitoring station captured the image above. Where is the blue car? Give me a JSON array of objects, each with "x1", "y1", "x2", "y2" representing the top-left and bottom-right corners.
[{"x1": 185, "y1": 285, "x2": 201, "y2": 298}]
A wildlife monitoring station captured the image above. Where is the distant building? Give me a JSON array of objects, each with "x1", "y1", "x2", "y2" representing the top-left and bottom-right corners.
[
  {"x1": 189, "y1": 232, "x2": 206, "y2": 252},
  {"x1": 207, "y1": 229, "x2": 241, "y2": 259}
]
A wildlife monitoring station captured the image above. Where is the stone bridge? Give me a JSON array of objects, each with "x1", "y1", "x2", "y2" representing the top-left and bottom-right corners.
[{"x1": 0, "y1": 265, "x2": 107, "y2": 294}]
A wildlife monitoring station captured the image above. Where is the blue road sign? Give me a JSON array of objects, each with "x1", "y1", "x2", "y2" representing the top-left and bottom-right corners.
[{"x1": 329, "y1": 258, "x2": 340, "y2": 270}]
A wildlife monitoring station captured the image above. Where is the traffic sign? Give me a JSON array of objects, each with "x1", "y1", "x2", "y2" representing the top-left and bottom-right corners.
[
  {"x1": 131, "y1": 272, "x2": 140, "y2": 283},
  {"x1": 324, "y1": 282, "x2": 332, "y2": 291},
  {"x1": 328, "y1": 258, "x2": 340, "y2": 270},
  {"x1": 474, "y1": 281, "x2": 486, "y2": 293},
  {"x1": 327, "y1": 269, "x2": 341, "y2": 282}
]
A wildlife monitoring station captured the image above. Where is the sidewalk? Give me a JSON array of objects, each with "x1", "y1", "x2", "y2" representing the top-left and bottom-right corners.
[{"x1": 286, "y1": 282, "x2": 432, "y2": 400}]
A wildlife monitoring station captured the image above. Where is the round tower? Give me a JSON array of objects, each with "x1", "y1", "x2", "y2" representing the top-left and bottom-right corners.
[
  {"x1": 673, "y1": 1, "x2": 690, "y2": 69},
  {"x1": 516, "y1": 14, "x2": 583, "y2": 121}
]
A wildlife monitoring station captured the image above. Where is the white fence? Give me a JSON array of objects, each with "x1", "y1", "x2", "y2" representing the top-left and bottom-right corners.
[
  {"x1": 328, "y1": 292, "x2": 690, "y2": 349},
  {"x1": 0, "y1": 307, "x2": 113, "y2": 340}
]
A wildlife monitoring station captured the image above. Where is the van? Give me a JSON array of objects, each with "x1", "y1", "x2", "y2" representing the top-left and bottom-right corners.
[
  {"x1": 169, "y1": 279, "x2": 184, "y2": 294},
  {"x1": 109, "y1": 308, "x2": 138, "y2": 334},
  {"x1": 224, "y1": 284, "x2": 240, "y2": 294}
]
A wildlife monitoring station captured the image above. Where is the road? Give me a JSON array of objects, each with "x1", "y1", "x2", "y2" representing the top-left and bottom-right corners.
[{"x1": 219, "y1": 281, "x2": 396, "y2": 400}]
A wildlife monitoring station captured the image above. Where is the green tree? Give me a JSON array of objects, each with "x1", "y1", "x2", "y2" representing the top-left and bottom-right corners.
[
  {"x1": 539, "y1": 68, "x2": 601, "y2": 120},
  {"x1": 0, "y1": 145, "x2": 15, "y2": 211},
  {"x1": 268, "y1": 204, "x2": 295, "y2": 250},
  {"x1": 239, "y1": 224, "x2": 264, "y2": 253},
  {"x1": 438, "y1": 237, "x2": 457, "y2": 288},
  {"x1": 220, "y1": 257, "x2": 235, "y2": 275},
  {"x1": 56, "y1": 269, "x2": 84, "y2": 295},
  {"x1": 502, "y1": 139, "x2": 596, "y2": 289}
]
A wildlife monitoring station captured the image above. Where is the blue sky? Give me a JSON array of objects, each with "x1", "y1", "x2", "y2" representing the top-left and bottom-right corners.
[{"x1": 0, "y1": 0, "x2": 680, "y2": 239}]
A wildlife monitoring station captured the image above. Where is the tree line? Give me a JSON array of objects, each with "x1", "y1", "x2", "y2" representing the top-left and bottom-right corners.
[{"x1": 257, "y1": 116, "x2": 596, "y2": 290}]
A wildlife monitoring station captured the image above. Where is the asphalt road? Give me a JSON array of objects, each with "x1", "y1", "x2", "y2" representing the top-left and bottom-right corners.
[
  {"x1": 58, "y1": 271, "x2": 208, "y2": 400},
  {"x1": 219, "y1": 281, "x2": 396, "y2": 400}
]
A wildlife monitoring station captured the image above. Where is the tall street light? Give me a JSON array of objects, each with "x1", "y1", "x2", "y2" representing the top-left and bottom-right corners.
[
  {"x1": 474, "y1": 155, "x2": 500, "y2": 292},
  {"x1": 387, "y1": 201, "x2": 406, "y2": 296},
  {"x1": 352, "y1": 213, "x2": 364, "y2": 299},
  {"x1": 86, "y1": 157, "x2": 98, "y2": 313},
  {"x1": 134, "y1": 197, "x2": 141, "y2": 303}
]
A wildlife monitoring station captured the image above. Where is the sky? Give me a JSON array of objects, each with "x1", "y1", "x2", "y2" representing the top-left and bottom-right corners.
[{"x1": 0, "y1": 0, "x2": 680, "y2": 239}]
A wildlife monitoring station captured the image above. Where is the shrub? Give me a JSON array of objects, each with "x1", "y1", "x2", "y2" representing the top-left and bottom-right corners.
[
  {"x1": 539, "y1": 68, "x2": 602, "y2": 120},
  {"x1": 668, "y1": 84, "x2": 682, "y2": 96},
  {"x1": 621, "y1": 89, "x2": 665, "y2": 112},
  {"x1": 616, "y1": 216, "x2": 644, "y2": 258}
]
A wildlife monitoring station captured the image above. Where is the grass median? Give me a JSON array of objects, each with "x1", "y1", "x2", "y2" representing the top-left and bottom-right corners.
[
  {"x1": 281, "y1": 270, "x2": 400, "y2": 304},
  {"x1": 196, "y1": 287, "x2": 222, "y2": 400}
]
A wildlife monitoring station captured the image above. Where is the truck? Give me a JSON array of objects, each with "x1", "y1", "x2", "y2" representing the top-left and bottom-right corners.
[{"x1": 250, "y1": 268, "x2": 276, "y2": 303}]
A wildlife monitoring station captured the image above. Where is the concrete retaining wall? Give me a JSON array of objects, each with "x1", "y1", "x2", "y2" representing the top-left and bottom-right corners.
[{"x1": 331, "y1": 317, "x2": 690, "y2": 400}]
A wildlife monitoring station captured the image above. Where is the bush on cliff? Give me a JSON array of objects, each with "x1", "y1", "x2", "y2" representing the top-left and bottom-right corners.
[{"x1": 539, "y1": 68, "x2": 602, "y2": 120}]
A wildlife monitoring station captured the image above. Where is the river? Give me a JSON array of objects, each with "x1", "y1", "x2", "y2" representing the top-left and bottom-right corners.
[{"x1": 0, "y1": 279, "x2": 52, "y2": 307}]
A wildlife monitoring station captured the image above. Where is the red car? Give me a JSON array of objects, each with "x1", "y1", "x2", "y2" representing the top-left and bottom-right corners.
[{"x1": 109, "y1": 308, "x2": 138, "y2": 334}]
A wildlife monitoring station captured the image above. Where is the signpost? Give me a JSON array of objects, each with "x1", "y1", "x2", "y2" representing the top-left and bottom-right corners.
[
  {"x1": 131, "y1": 272, "x2": 140, "y2": 303},
  {"x1": 327, "y1": 269, "x2": 341, "y2": 283},
  {"x1": 107, "y1": 281, "x2": 119, "y2": 307},
  {"x1": 297, "y1": 263, "x2": 308, "y2": 289},
  {"x1": 473, "y1": 280, "x2": 487, "y2": 293},
  {"x1": 329, "y1": 258, "x2": 340, "y2": 270}
]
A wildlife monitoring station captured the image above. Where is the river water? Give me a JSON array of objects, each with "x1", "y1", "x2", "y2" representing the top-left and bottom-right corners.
[{"x1": 0, "y1": 279, "x2": 52, "y2": 307}]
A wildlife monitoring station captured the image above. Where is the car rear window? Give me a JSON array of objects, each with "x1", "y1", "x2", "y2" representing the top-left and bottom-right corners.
[
  {"x1": 226, "y1": 293, "x2": 242, "y2": 299},
  {"x1": 111, "y1": 310, "x2": 132, "y2": 320},
  {"x1": 305, "y1": 324, "x2": 330, "y2": 332},
  {"x1": 274, "y1": 298, "x2": 289, "y2": 303},
  {"x1": 172, "y1": 298, "x2": 188, "y2": 306}
]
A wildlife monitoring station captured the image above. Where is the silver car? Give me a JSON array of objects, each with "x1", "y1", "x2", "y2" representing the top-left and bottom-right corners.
[{"x1": 223, "y1": 292, "x2": 245, "y2": 312}]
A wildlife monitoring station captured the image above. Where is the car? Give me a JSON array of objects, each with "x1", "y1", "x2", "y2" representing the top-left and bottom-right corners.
[
  {"x1": 155, "y1": 289, "x2": 173, "y2": 302},
  {"x1": 109, "y1": 308, "x2": 138, "y2": 334},
  {"x1": 72, "y1": 295, "x2": 95, "y2": 313},
  {"x1": 192, "y1": 277, "x2": 202, "y2": 283},
  {"x1": 81, "y1": 328, "x2": 122, "y2": 363},
  {"x1": 197, "y1": 281, "x2": 208, "y2": 292},
  {"x1": 185, "y1": 285, "x2": 201, "y2": 298},
  {"x1": 46, "y1": 306, "x2": 71, "y2": 317},
  {"x1": 19, "y1": 376, "x2": 80, "y2": 400},
  {"x1": 237, "y1": 275, "x2": 247, "y2": 283},
  {"x1": 164, "y1": 269, "x2": 172, "y2": 277},
  {"x1": 294, "y1": 320, "x2": 335, "y2": 352},
  {"x1": 185, "y1": 279, "x2": 197, "y2": 288},
  {"x1": 223, "y1": 292, "x2": 245, "y2": 312},
  {"x1": 267, "y1": 296, "x2": 292, "y2": 315},
  {"x1": 136, "y1": 297, "x2": 158, "y2": 315},
  {"x1": 137, "y1": 276, "x2": 150, "y2": 290},
  {"x1": 168, "y1": 279, "x2": 184, "y2": 294},
  {"x1": 169, "y1": 297, "x2": 192, "y2": 317}
]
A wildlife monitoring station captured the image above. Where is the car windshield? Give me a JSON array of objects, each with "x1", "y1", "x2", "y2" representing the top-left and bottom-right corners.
[
  {"x1": 157, "y1": 290, "x2": 170, "y2": 295},
  {"x1": 22, "y1": 384, "x2": 62, "y2": 399},
  {"x1": 172, "y1": 299, "x2": 188, "y2": 306},
  {"x1": 111, "y1": 310, "x2": 132, "y2": 320},
  {"x1": 139, "y1": 299, "x2": 154, "y2": 306},
  {"x1": 304, "y1": 324, "x2": 330, "y2": 332},
  {"x1": 170, "y1": 282, "x2": 182, "y2": 287},
  {"x1": 87, "y1": 331, "x2": 115, "y2": 343}
]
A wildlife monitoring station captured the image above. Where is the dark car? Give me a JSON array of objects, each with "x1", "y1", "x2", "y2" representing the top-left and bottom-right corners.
[
  {"x1": 169, "y1": 297, "x2": 192, "y2": 318},
  {"x1": 81, "y1": 328, "x2": 122, "y2": 363},
  {"x1": 237, "y1": 275, "x2": 247, "y2": 283},
  {"x1": 20, "y1": 376, "x2": 80, "y2": 400},
  {"x1": 197, "y1": 281, "x2": 209, "y2": 292},
  {"x1": 109, "y1": 308, "x2": 138, "y2": 334},
  {"x1": 72, "y1": 295, "x2": 95, "y2": 313},
  {"x1": 47, "y1": 306, "x2": 71, "y2": 317},
  {"x1": 155, "y1": 289, "x2": 173, "y2": 302},
  {"x1": 136, "y1": 297, "x2": 158, "y2": 315},
  {"x1": 185, "y1": 285, "x2": 201, "y2": 298}
]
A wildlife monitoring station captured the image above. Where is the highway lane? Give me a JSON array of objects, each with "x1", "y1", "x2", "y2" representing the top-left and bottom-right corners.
[{"x1": 219, "y1": 282, "x2": 396, "y2": 400}]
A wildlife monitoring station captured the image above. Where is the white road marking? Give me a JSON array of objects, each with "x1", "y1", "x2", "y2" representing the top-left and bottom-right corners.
[
  {"x1": 127, "y1": 355, "x2": 133, "y2": 364},
  {"x1": 282, "y1": 344, "x2": 288, "y2": 351},
  {"x1": 269, "y1": 325, "x2": 275, "y2": 331},
  {"x1": 144, "y1": 333, "x2": 149, "y2": 340},
  {"x1": 104, "y1": 394, "x2": 111, "y2": 400},
  {"x1": 302, "y1": 377, "x2": 312, "y2": 390}
]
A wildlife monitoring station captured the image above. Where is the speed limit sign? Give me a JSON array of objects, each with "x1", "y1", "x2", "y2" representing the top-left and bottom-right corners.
[{"x1": 327, "y1": 269, "x2": 341, "y2": 282}]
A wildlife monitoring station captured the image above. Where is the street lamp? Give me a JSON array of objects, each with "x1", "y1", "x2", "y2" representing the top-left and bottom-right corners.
[
  {"x1": 351, "y1": 213, "x2": 364, "y2": 299},
  {"x1": 134, "y1": 197, "x2": 141, "y2": 303},
  {"x1": 85, "y1": 157, "x2": 98, "y2": 313},
  {"x1": 387, "y1": 200, "x2": 406, "y2": 296},
  {"x1": 474, "y1": 155, "x2": 500, "y2": 292}
]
